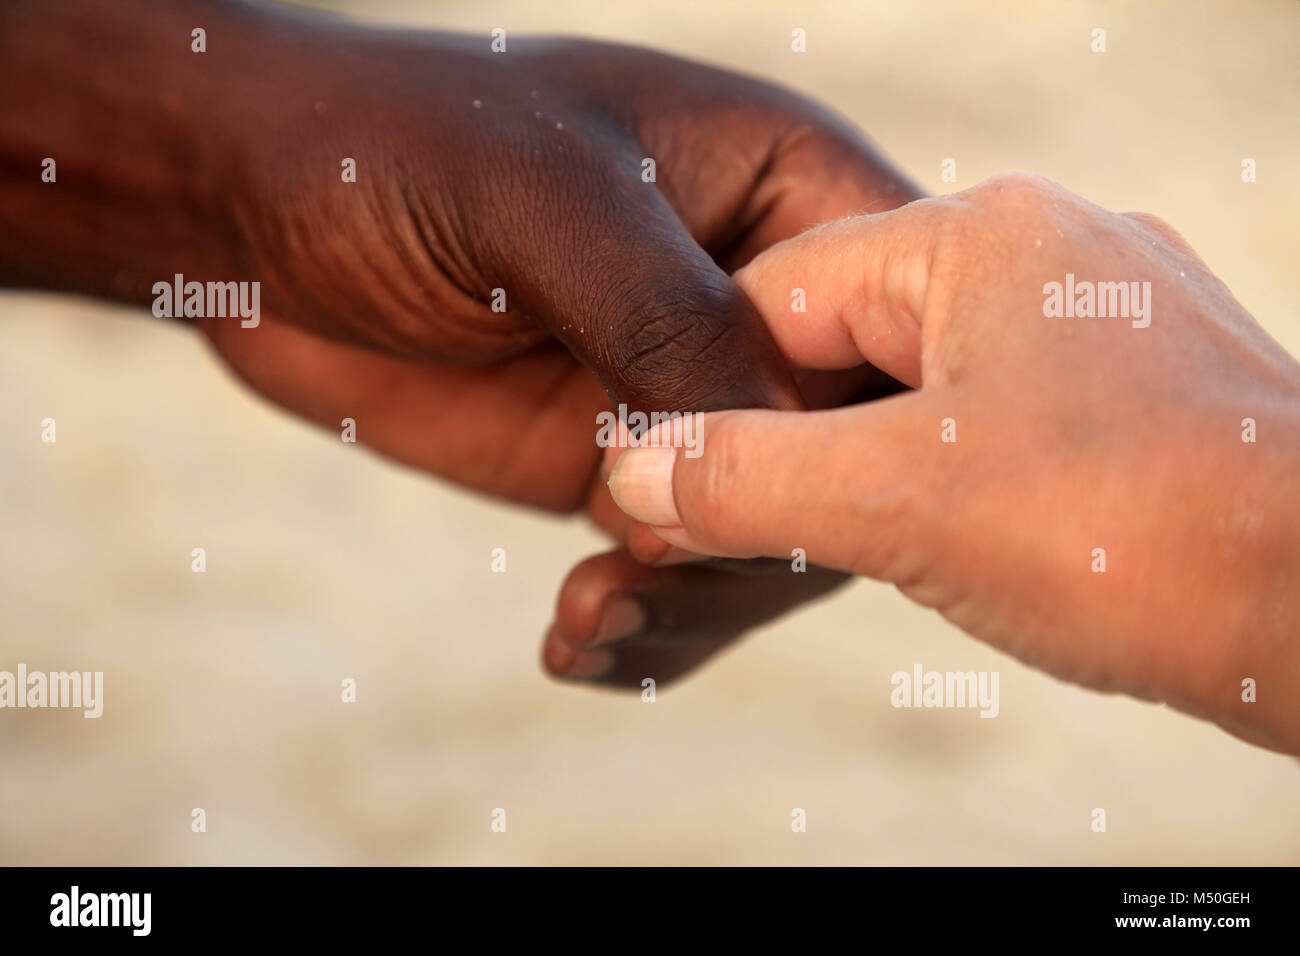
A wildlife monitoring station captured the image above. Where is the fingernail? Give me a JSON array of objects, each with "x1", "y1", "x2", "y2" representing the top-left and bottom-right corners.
[
  {"x1": 546, "y1": 624, "x2": 617, "y2": 680},
  {"x1": 565, "y1": 647, "x2": 616, "y2": 680},
  {"x1": 590, "y1": 596, "x2": 648, "y2": 647},
  {"x1": 608, "y1": 446, "x2": 680, "y2": 526}
]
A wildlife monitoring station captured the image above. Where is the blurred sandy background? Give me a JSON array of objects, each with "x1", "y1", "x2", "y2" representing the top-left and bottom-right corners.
[{"x1": 2, "y1": 0, "x2": 1298, "y2": 865}]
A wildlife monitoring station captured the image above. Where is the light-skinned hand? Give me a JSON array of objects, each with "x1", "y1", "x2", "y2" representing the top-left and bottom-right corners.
[{"x1": 601, "y1": 173, "x2": 1300, "y2": 754}]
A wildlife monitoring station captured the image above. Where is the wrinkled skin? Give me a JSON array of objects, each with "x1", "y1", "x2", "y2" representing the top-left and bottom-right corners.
[{"x1": 0, "y1": 0, "x2": 920, "y2": 686}]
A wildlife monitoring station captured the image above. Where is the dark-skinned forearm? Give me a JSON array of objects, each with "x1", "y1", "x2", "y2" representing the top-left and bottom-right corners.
[
  {"x1": 0, "y1": 0, "x2": 486, "y2": 315},
  {"x1": 0, "y1": 0, "x2": 258, "y2": 305}
]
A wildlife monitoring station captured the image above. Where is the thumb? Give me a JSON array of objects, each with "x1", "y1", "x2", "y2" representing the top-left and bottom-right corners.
[
  {"x1": 605, "y1": 392, "x2": 958, "y2": 582},
  {"x1": 495, "y1": 155, "x2": 803, "y2": 414}
]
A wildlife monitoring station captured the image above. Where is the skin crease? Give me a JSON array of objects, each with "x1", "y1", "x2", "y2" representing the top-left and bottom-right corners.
[
  {"x1": 604, "y1": 173, "x2": 1300, "y2": 755},
  {"x1": 0, "y1": 1, "x2": 922, "y2": 685}
]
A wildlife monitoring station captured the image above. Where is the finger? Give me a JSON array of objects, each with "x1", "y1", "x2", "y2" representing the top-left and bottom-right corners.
[
  {"x1": 200, "y1": 312, "x2": 607, "y2": 512},
  {"x1": 591, "y1": 197, "x2": 951, "y2": 567},
  {"x1": 730, "y1": 200, "x2": 956, "y2": 389},
  {"x1": 541, "y1": 549, "x2": 848, "y2": 688},
  {"x1": 713, "y1": 113, "x2": 925, "y2": 270},
  {"x1": 485, "y1": 149, "x2": 804, "y2": 415},
  {"x1": 593, "y1": 360, "x2": 910, "y2": 565},
  {"x1": 606, "y1": 396, "x2": 958, "y2": 582},
  {"x1": 630, "y1": 78, "x2": 923, "y2": 270}
]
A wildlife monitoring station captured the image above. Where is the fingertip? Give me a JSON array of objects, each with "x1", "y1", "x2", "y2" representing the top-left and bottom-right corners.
[
  {"x1": 554, "y1": 549, "x2": 657, "y2": 646},
  {"x1": 541, "y1": 624, "x2": 616, "y2": 680},
  {"x1": 607, "y1": 445, "x2": 681, "y2": 527},
  {"x1": 626, "y1": 522, "x2": 673, "y2": 564},
  {"x1": 589, "y1": 596, "x2": 648, "y2": 647}
]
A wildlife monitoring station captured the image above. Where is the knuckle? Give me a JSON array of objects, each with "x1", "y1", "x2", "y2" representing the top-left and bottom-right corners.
[
  {"x1": 942, "y1": 172, "x2": 1065, "y2": 268},
  {"x1": 1122, "y1": 210, "x2": 1188, "y2": 249},
  {"x1": 600, "y1": 273, "x2": 753, "y2": 409},
  {"x1": 969, "y1": 170, "x2": 1062, "y2": 216}
]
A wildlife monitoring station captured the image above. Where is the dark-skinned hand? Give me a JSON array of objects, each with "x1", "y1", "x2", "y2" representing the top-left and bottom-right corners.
[{"x1": 0, "y1": 0, "x2": 921, "y2": 687}]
